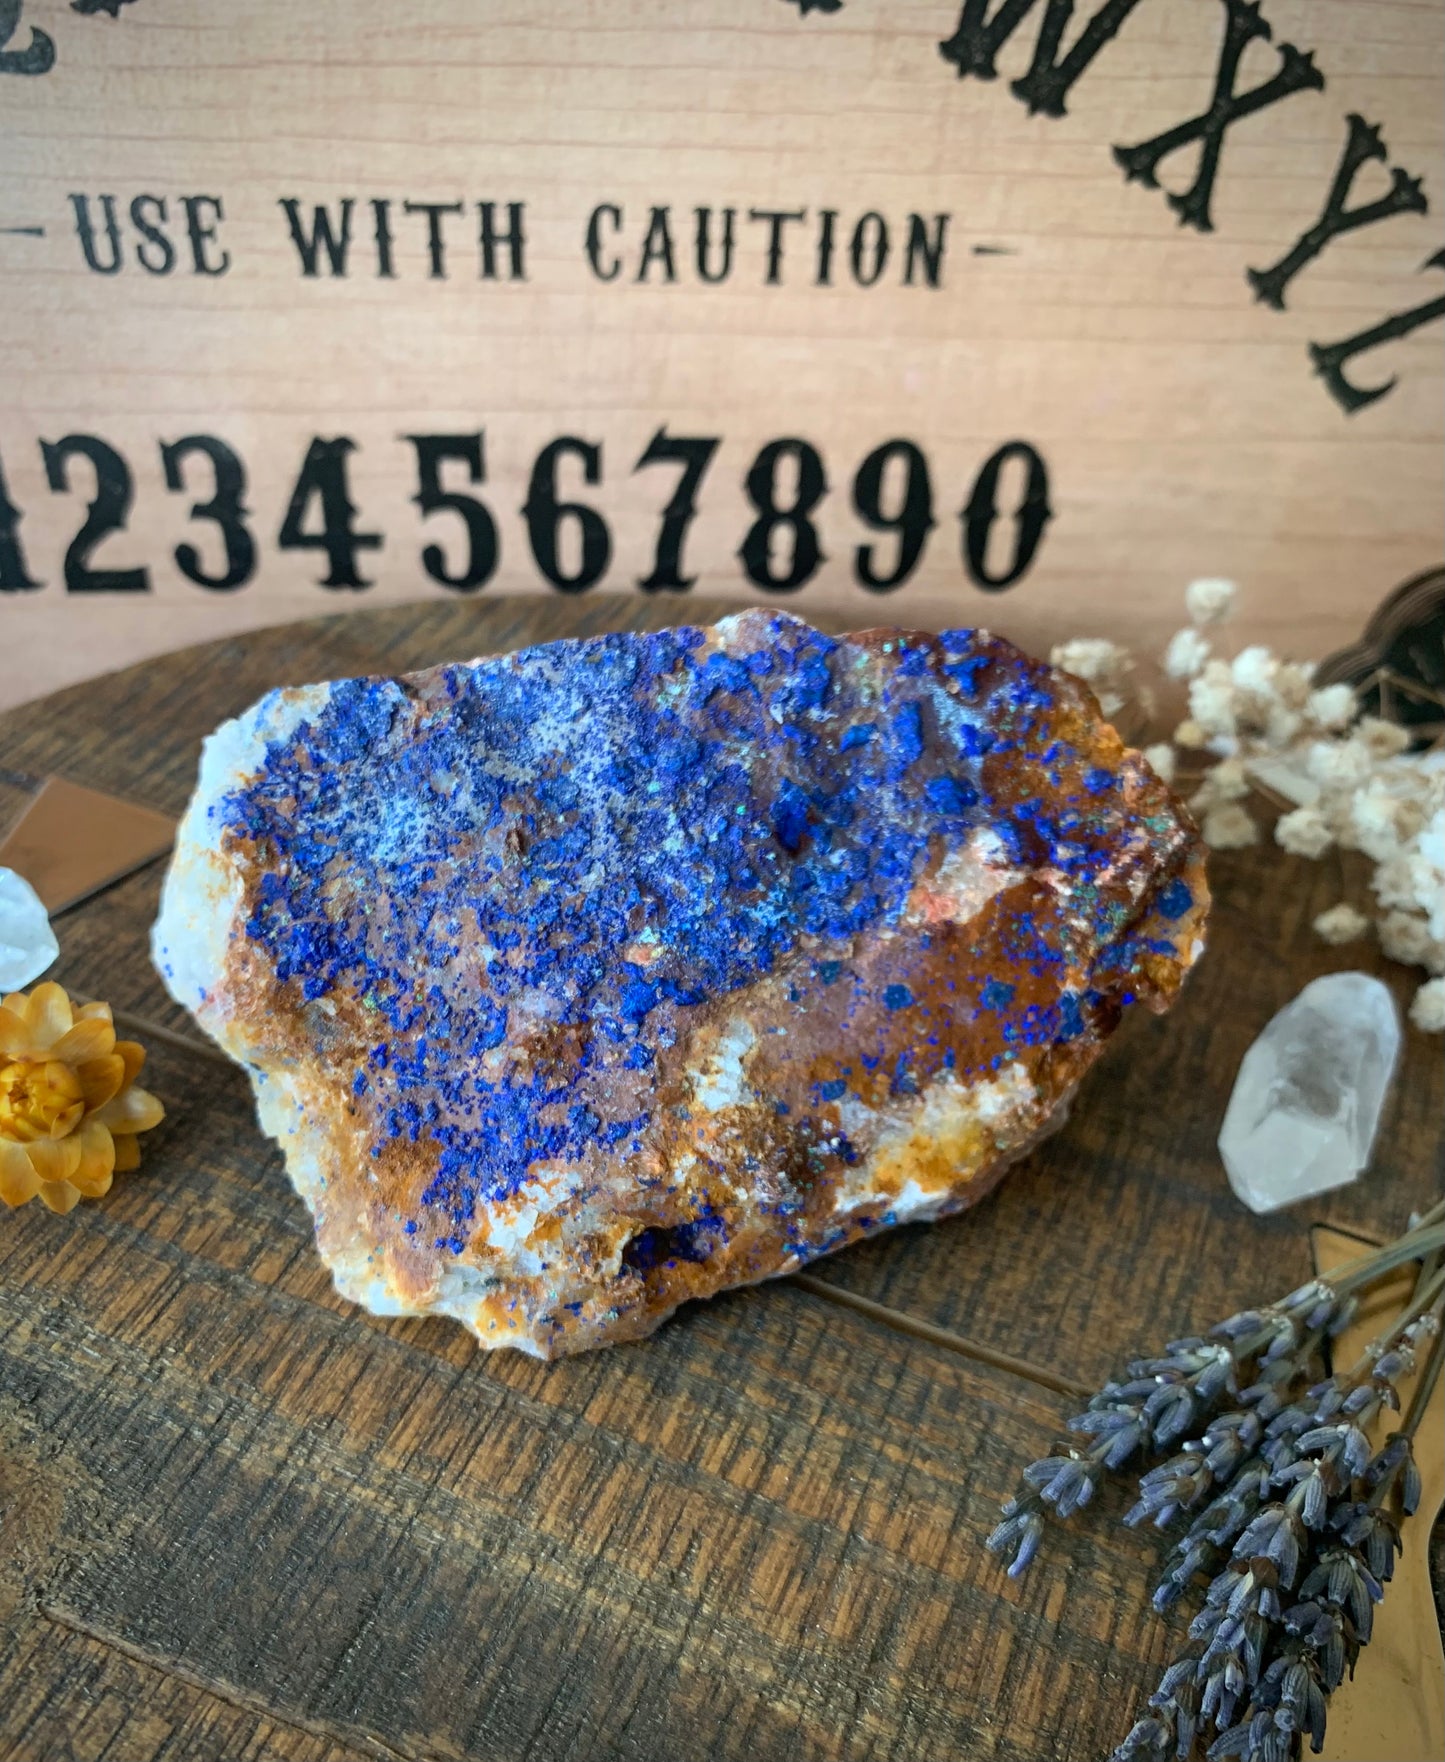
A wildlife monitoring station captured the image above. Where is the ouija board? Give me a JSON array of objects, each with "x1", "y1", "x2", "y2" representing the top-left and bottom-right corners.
[{"x1": 0, "y1": 0, "x2": 1442, "y2": 707}]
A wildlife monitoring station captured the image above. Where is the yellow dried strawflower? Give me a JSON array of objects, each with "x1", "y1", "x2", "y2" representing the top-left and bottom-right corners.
[{"x1": 0, "y1": 982, "x2": 163, "y2": 1213}]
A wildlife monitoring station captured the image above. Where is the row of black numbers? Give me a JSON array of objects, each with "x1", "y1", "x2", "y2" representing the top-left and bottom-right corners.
[{"x1": 0, "y1": 431, "x2": 1051, "y2": 597}]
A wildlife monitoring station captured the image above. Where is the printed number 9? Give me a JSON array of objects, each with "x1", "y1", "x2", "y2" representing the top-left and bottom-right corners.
[{"x1": 852, "y1": 440, "x2": 934, "y2": 591}]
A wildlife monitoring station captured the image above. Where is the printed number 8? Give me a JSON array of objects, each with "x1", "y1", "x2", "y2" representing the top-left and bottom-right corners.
[{"x1": 738, "y1": 439, "x2": 827, "y2": 593}]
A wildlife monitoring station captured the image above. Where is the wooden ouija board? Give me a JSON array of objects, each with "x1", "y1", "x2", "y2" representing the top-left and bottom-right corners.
[{"x1": 0, "y1": 0, "x2": 1441, "y2": 708}]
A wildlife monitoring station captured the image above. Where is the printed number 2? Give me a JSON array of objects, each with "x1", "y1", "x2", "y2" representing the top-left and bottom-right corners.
[{"x1": 40, "y1": 434, "x2": 149, "y2": 593}]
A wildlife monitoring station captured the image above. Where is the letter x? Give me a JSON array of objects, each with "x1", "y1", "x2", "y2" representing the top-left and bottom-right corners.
[{"x1": 1113, "y1": 0, "x2": 1324, "y2": 233}]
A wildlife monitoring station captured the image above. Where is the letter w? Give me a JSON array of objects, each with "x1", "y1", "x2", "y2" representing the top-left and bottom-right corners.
[
  {"x1": 280, "y1": 198, "x2": 354, "y2": 277},
  {"x1": 939, "y1": 0, "x2": 1146, "y2": 118}
]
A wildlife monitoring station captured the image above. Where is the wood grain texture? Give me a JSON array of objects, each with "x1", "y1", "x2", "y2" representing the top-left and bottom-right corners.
[
  {"x1": 1, "y1": 594, "x2": 1442, "y2": 1762},
  {"x1": 2, "y1": 0, "x2": 1443, "y2": 706}
]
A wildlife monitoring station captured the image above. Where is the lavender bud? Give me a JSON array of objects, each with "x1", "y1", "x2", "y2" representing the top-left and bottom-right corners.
[
  {"x1": 1300, "y1": 1469, "x2": 1330, "y2": 1531},
  {"x1": 1102, "y1": 1421, "x2": 1147, "y2": 1471},
  {"x1": 1146, "y1": 1382, "x2": 1198, "y2": 1447},
  {"x1": 984, "y1": 1508, "x2": 1043, "y2": 1578},
  {"x1": 1403, "y1": 1452, "x2": 1422, "y2": 1515},
  {"x1": 1364, "y1": 1433, "x2": 1408, "y2": 1489},
  {"x1": 1046, "y1": 1457, "x2": 1099, "y2": 1518},
  {"x1": 1308, "y1": 1378, "x2": 1346, "y2": 1420},
  {"x1": 1206, "y1": 1718, "x2": 1257, "y2": 1758},
  {"x1": 1263, "y1": 1317, "x2": 1302, "y2": 1362},
  {"x1": 1108, "y1": 1716, "x2": 1172, "y2": 1762}
]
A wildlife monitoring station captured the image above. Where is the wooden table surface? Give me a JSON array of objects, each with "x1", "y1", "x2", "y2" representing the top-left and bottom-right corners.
[{"x1": 1, "y1": 595, "x2": 1441, "y2": 1762}]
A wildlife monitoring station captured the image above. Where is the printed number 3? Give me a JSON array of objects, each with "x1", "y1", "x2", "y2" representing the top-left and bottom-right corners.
[{"x1": 161, "y1": 434, "x2": 256, "y2": 591}]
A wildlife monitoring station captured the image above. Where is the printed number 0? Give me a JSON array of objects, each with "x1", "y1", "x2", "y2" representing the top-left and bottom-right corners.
[
  {"x1": 961, "y1": 441, "x2": 1052, "y2": 592},
  {"x1": 739, "y1": 438, "x2": 827, "y2": 593}
]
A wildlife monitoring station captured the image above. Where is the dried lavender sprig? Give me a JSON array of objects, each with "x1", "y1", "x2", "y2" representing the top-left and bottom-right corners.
[
  {"x1": 981, "y1": 1209, "x2": 1445, "y2": 1761},
  {"x1": 988, "y1": 1237, "x2": 1445, "y2": 1580},
  {"x1": 1112, "y1": 1297, "x2": 1444, "y2": 1762},
  {"x1": 987, "y1": 1279, "x2": 1350, "y2": 1578}
]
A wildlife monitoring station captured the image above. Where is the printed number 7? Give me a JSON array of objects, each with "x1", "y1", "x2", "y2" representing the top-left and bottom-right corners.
[{"x1": 633, "y1": 428, "x2": 720, "y2": 593}]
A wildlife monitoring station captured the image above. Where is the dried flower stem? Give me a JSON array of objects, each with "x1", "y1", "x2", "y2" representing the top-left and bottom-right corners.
[{"x1": 985, "y1": 1211, "x2": 1445, "y2": 1762}]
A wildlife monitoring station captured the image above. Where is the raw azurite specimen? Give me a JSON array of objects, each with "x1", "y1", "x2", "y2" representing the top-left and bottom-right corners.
[{"x1": 154, "y1": 611, "x2": 1208, "y2": 1356}]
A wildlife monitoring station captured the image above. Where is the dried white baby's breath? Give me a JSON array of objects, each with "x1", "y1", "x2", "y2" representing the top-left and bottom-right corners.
[
  {"x1": 1357, "y1": 716, "x2": 1413, "y2": 760},
  {"x1": 1307, "y1": 683, "x2": 1357, "y2": 731},
  {"x1": 1185, "y1": 577, "x2": 1236, "y2": 626},
  {"x1": 1202, "y1": 803, "x2": 1259, "y2": 850},
  {"x1": 1163, "y1": 628, "x2": 1211, "y2": 681},
  {"x1": 1231, "y1": 646, "x2": 1278, "y2": 698},
  {"x1": 1277, "y1": 805, "x2": 1334, "y2": 859},
  {"x1": 1055, "y1": 581, "x2": 1445, "y2": 1025},
  {"x1": 1188, "y1": 663, "x2": 1239, "y2": 742},
  {"x1": 1050, "y1": 637, "x2": 1131, "y2": 686},
  {"x1": 1410, "y1": 977, "x2": 1445, "y2": 1033},
  {"x1": 1312, "y1": 903, "x2": 1370, "y2": 945}
]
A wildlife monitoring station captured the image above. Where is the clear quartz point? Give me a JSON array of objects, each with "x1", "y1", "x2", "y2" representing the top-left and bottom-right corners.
[
  {"x1": 1219, "y1": 972, "x2": 1401, "y2": 1214},
  {"x1": 0, "y1": 867, "x2": 59, "y2": 991}
]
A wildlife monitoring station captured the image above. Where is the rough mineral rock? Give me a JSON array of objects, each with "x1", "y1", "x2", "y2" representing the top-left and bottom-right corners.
[
  {"x1": 153, "y1": 612, "x2": 1208, "y2": 1357},
  {"x1": 1219, "y1": 971, "x2": 1400, "y2": 1215},
  {"x1": 0, "y1": 867, "x2": 59, "y2": 991}
]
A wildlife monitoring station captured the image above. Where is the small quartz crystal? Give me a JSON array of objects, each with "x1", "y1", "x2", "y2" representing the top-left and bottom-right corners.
[
  {"x1": 1219, "y1": 972, "x2": 1400, "y2": 1214},
  {"x1": 0, "y1": 867, "x2": 58, "y2": 991}
]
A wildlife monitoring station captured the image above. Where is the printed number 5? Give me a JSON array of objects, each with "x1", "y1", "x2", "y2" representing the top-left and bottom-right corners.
[{"x1": 407, "y1": 432, "x2": 500, "y2": 592}]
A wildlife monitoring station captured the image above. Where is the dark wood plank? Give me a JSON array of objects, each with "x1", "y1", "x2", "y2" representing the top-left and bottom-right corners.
[
  {"x1": 0, "y1": 769, "x2": 42, "y2": 837},
  {"x1": 0, "y1": 1618, "x2": 368, "y2": 1762},
  {"x1": 0, "y1": 1037, "x2": 1176, "y2": 1762},
  {"x1": 6, "y1": 593, "x2": 1443, "y2": 1762}
]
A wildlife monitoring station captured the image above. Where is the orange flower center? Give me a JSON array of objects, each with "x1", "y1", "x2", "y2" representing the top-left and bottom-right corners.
[{"x1": 0, "y1": 1057, "x2": 85, "y2": 1142}]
